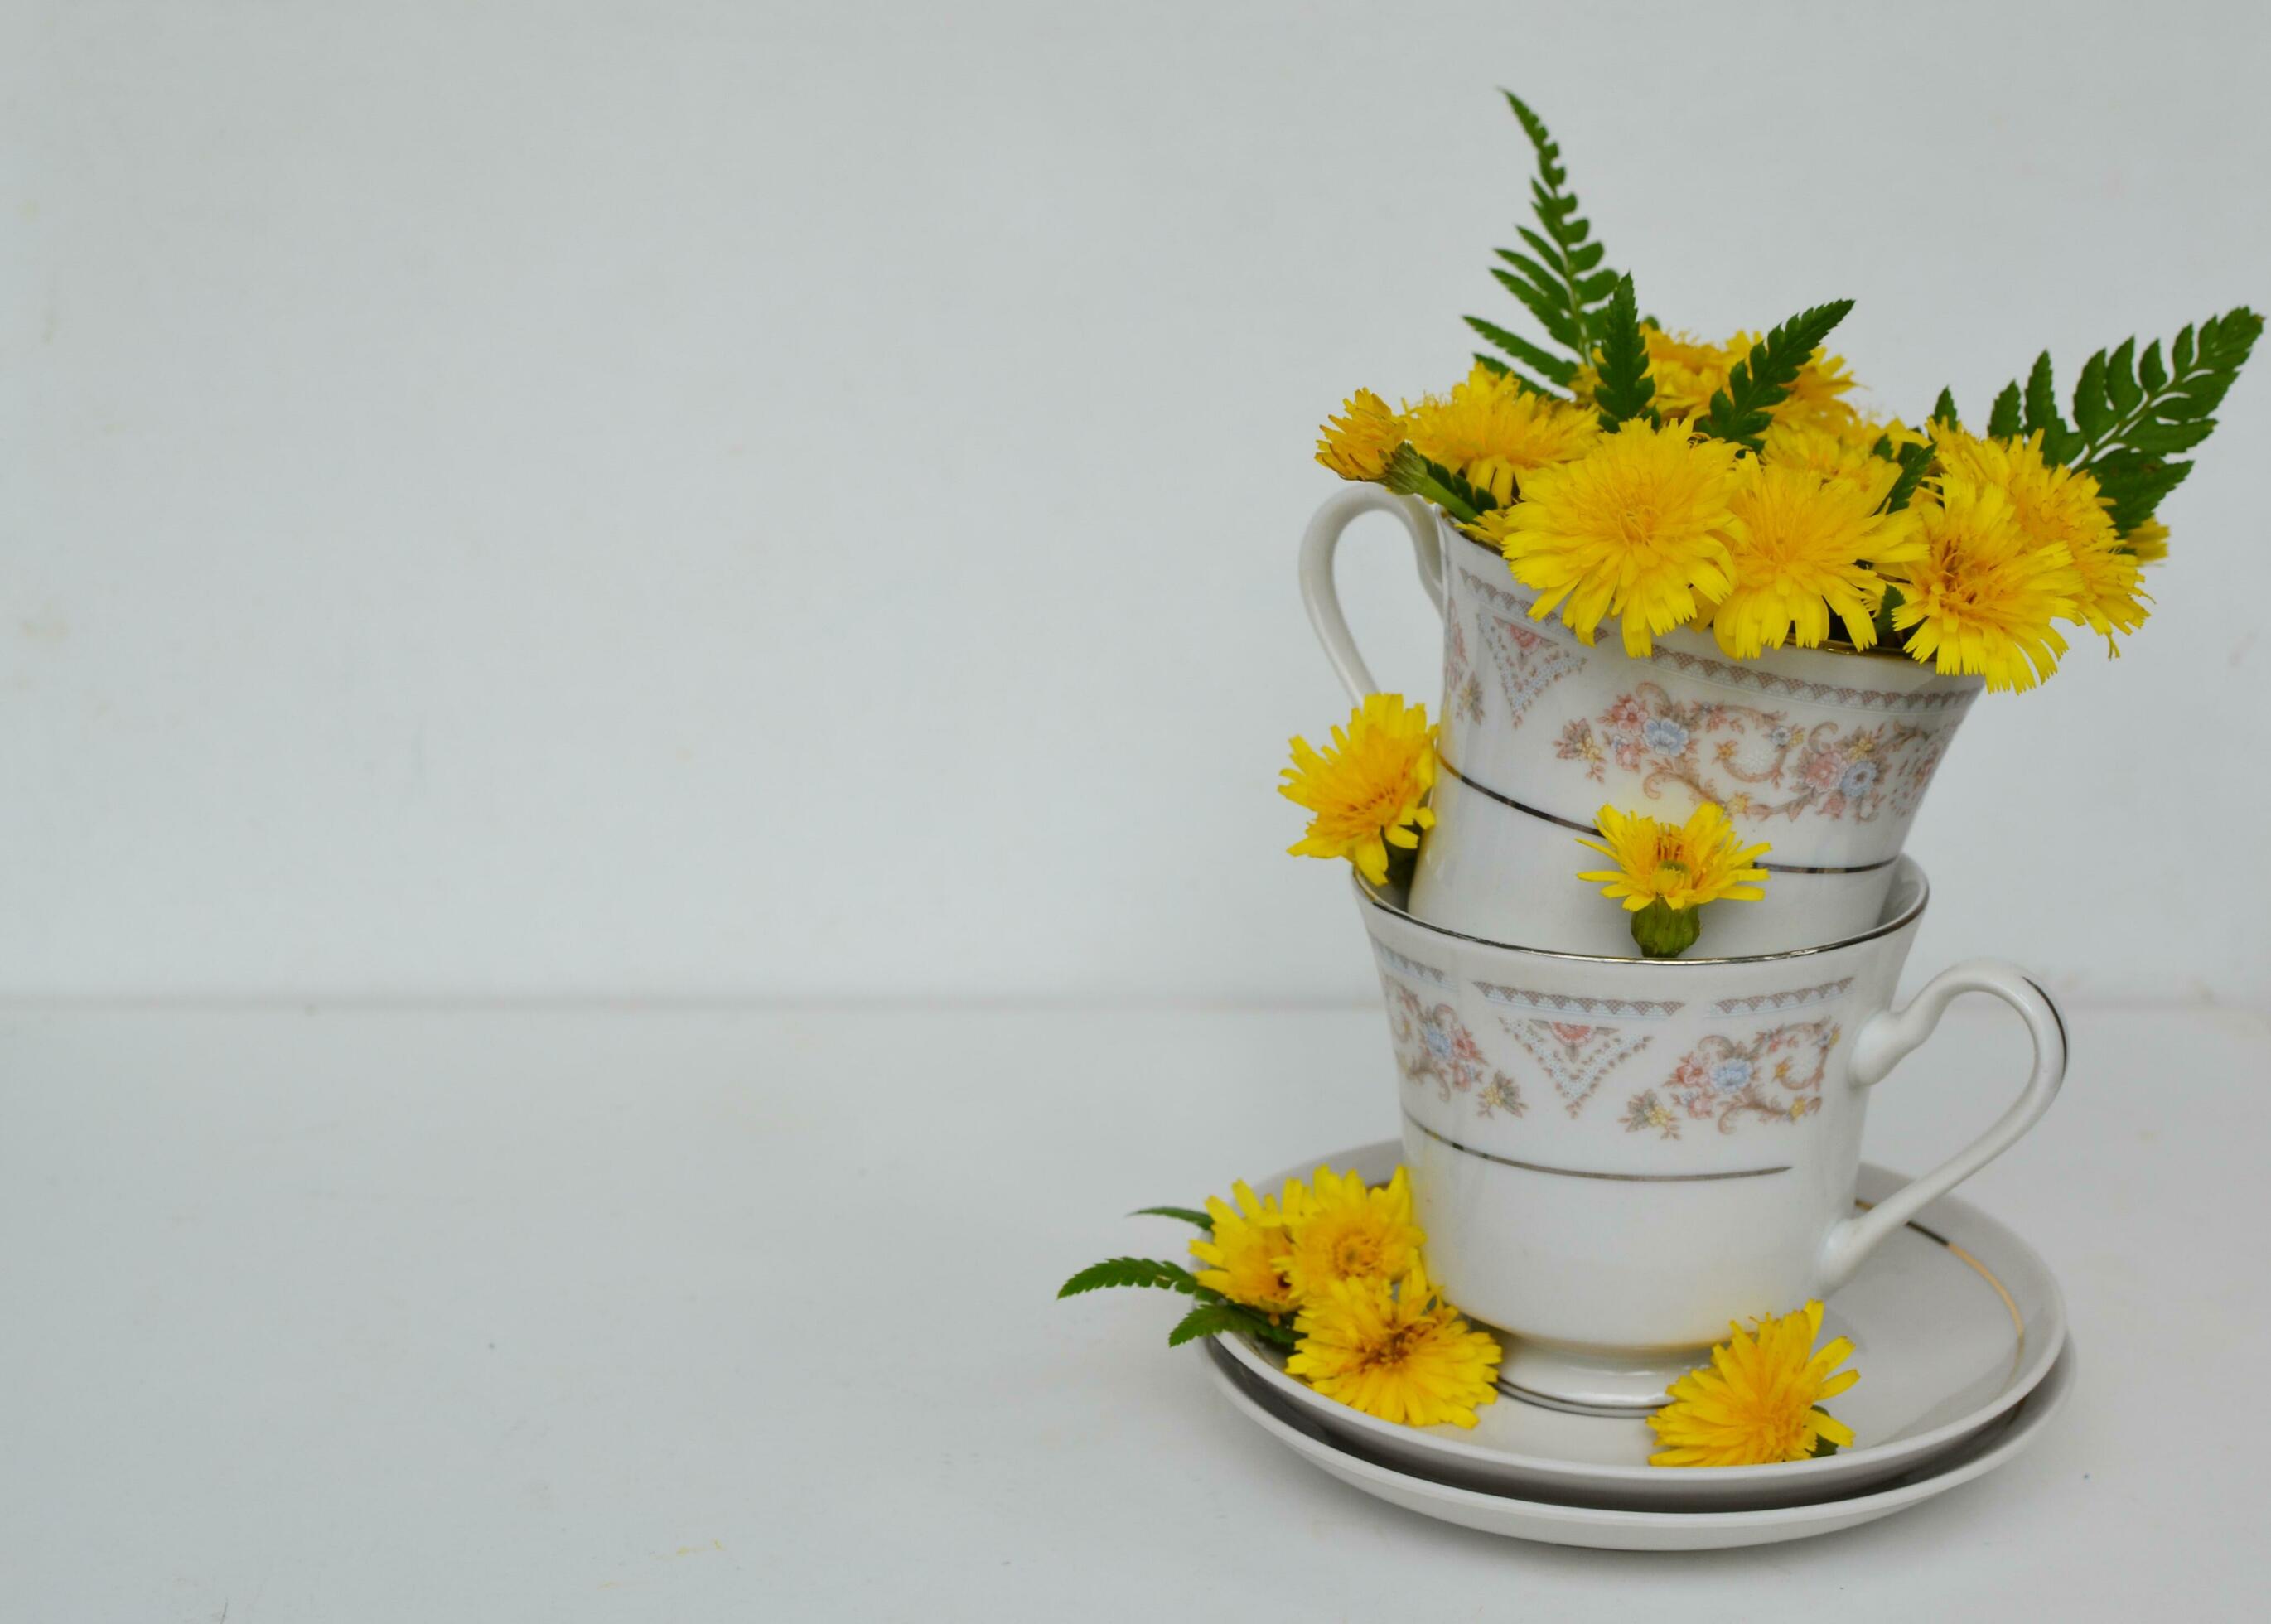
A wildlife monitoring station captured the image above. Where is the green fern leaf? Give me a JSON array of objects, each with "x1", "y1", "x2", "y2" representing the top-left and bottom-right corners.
[
  {"x1": 1466, "y1": 316, "x2": 1578, "y2": 386},
  {"x1": 1930, "y1": 388, "x2": 1961, "y2": 430},
  {"x1": 2138, "y1": 339, "x2": 2167, "y2": 393},
  {"x1": 2022, "y1": 352, "x2": 2066, "y2": 438},
  {"x1": 2104, "y1": 339, "x2": 2141, "y2": 418},
  {"x1": 1166, "y1": 1304, "x2": 1253, "y2": 1347},
  {"x1": 1591, "y1": 274, "x2": 1656, "y2": 429},
  {"x1": 1984, "y1": 383, "x2": 2022, "y2": 439},
  {"x1": 1058, "y1": 1257, "x2": 1201, "y2": 1299},
  {"x1": 2071, "y1": 350, "x2": 2113, "y2": 437},
  {"x1": 1694, "y1": 300, "x2": 1854, "y2": 450},
  {"x1": 1462, "y1": 90, "x2": 1626, "y2": 365},
  {"x1": 1131, "y1": 1206, "x2": 1214, "y2": 1230},
  {"x1": 1880, "y1": 441, "x2": 1935, "y2": 514},
  {"x1": 1471, "y1": 353, "x2": 1565, "y2": 396}
]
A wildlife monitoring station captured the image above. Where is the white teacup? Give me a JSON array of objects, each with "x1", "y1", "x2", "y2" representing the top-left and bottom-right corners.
[
  {"x1": 1299, "y1": 487, "x2": 1984, "y2": 954},
  {"x1": 1354, "y1": 858, "x2": 2065, "y2": 1409}
]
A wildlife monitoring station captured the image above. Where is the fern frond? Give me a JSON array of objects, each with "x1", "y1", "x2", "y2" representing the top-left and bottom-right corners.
[
  {"x1": 1057, "y1": 1257, "x2": 1201, "y2": 1299},
  {"x1": 1590, "y1": 274, "x2": 1655, "y2": 428},
  {"x1": 1462, "y1": 91, "x2": 1626, "y2": 367},
  {"x1": 1694, "y1": 300, "x2": 1855, "y2": 449},
  {"x1": 1130, "y1": 1206, "x2": 1213, "y2": 1230},
  {"x1": 1979, "y1": 306, "x2": 2263, "y2": 531}
]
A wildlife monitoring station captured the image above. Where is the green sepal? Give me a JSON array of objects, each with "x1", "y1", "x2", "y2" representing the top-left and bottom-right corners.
[
  {"x1": 1630, "y1": 900, "x2": 1703, "y2": 959},
  {"x1": 1384, "y1": 443, "x2": 1494, "y2": 524}
]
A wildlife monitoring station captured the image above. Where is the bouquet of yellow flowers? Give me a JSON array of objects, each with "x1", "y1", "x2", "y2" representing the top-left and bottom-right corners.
[{"x1": 1318, "y1": 93, "x2": 2256, "y2": 694}]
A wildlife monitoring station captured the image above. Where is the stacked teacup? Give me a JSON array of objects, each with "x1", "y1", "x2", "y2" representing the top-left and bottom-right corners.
[{"x1": 1300, "y1": 486, "x2": 2066, "y2": 1409}]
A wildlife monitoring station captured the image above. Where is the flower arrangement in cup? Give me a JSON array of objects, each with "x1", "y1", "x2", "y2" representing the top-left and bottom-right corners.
[
  {"x1": 1060, "y1": 1167, "x2": 1860, "y2": 1462},
  {"x1": 1317, "y1": 92, "x2": 2259, "y2": 693}
]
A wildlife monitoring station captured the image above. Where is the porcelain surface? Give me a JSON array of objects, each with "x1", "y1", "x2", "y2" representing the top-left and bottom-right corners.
[
  {"x1": 1204, "y1": 1335, "x2": 2076, "y2": 1551},
  {"x1": 1297, "y1": 486, "x2": 1983, "y2": 952},
  {"x1": 1219, "y1": 1140, "x2": 2065, "y2": 1510},
  {"x1": 1351, "y1": 861, "x2": 2066, "y2": 1403}
]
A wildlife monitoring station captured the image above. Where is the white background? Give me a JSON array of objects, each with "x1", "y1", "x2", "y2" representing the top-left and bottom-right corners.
[{"x1": 7, "y1": 0, "x2": 2269, "y2": 1008}]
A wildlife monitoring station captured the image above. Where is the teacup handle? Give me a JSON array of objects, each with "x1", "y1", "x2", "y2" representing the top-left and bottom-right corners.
[
  {"x1": 1297, "y1": 486, "x2": 1445, "y2": 701},
  {"x1": 1815, "y1": 960, "x2": 2067, "y2": 1293}
]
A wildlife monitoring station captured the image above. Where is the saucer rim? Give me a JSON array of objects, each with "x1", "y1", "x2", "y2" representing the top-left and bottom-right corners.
[
  {"x1": 1218, "y1": 1141, "x2": 2067, "y2": 1492},
  {"x1": 1204, "y1": 1334, "x2": 2078, "y2": 1532}
]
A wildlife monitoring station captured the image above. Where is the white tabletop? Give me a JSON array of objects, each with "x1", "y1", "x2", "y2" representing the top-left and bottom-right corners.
[{"x1": 1, "y1": 1002, "x2": 2262, "y2": 1619}]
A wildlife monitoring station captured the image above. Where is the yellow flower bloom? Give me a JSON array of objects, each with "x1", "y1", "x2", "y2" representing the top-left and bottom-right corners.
[
  {"x1": 1189, "y1": 1179, "x2": 1302, "y2": 1317},
  {"x1": 1768, "y1": 341, "x2": 1860, "y2": 428},
  {"x1": 1935, "y1": 429, "x2": 2148, "y2": 653},
  {"x1": 1477, "y1": 419, "x2": 1743, "y2": 657},
  {"x1": 1315, "y1": 389, "x2": 1406, "y2": 482},
  {"x1": 1704, "y1": 461, "x2": 1922, "y2": 657},
  {"x1": 1647, "y1": 1300, "x2": 1860, "y2": 1467},
  {"x1": 1757, "y1": 420, "x2": 1900, "y2": 509},
  {"x1": 1404, "y1": 364, "x2": 1602, "y2": 504},
  {"x1": 1286, "y1": 1261, "x2": 1502, "y2": 1429},
  {"x1": 1576, "y1": 802, "x2": 1771, "y2": 912},
  {"x1": 1280, "y1": 1165, "x2": 1424, "y2": 1299},
  {"x1": 1279, "y1": 694, "x2": 1437, "y2": 887},
  {"x1": 1884, "y1": 474, "x2": 2081, "y2": 692},
  {"x1": 2123, "y1": 518, "x2": 2169, "y2": 564}
]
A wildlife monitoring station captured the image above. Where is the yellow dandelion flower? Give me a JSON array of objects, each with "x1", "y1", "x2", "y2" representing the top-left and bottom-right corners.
[
  {"x1": 1757, "y1": 420, "x2": 1899, "y2": 509},
  {"x1": 1576, "y1": 802, "x2": 1771, "y2": 912},
  {"x1": 1703, "y1": 461, "x2": 1922, "y2": 657},
  {"x1": 1779, "y1": 345, "x2": 1860, "y2": 427},
  {"x1": 1279, "y1": 694, "x2": 1437, "y2": 887},
  {"x1": 1188, "y1": 1179, "x2": 1302, "y2": 1317},
  {"x1": 1285, "y1": 1261, "x2": 1502, "y2": 1429},
  {"x1": 1885, "y1": 474, "x2": 2081, "y2": 692},
  {"x1": 1315, "y1": 389, "x2": 1406, "y2": 482},
  {"x1": 1404, "y1": 364, "x2": 1602, "y2": 504},
  {"x1": 1647, "y1": 1299, "x2": 1859, "y2": 1467},
  {"x1": 1476, "y1": 419, "x2": 1742, "y2": 657},
  {"x1": 1935, "y1": 428, "x2": 2148, "y2": 653},
  {"x1": 2123, "y1": 518, "x2": 2169, "y2": 564},
  {"x1": 1280, "y1": 1165, "x2": 1424, "y2": 1299}
]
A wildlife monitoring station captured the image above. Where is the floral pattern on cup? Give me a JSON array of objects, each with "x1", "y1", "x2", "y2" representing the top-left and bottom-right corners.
[
  {"x1": 1552, "y1": 683, "x2": 1948, "y2": 824},
  {"x1": 1442, "y1": 614, "x2": 1486, "y2": 728},
  {"x1": 1386, "y1": 982, "x2": 1524, "y2": 1114},
  {"x1": 1647, "y1": 1019, "x2": 1842, "y2": 1134},
  {"x1": 1500, "y1": 1018, "x2": 1654, "y2": 1119},
  {"x1": 1479, "y1": 614, "x2": 1581, "y2": 732}
]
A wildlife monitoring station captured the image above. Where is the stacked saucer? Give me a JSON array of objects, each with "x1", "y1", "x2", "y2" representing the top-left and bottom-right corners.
[{"x1": 1205, "y1": 1141, "x2": 2074, "y2": 1550}]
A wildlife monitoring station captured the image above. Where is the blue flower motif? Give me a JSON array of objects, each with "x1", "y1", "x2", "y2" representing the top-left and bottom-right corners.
[
  {"x1": 1709, "y1": 1058, "x2": 1754, "y2": 1093},
  {"x1": 1423, "y1": 1023, "x2": 1452, "y2": 1059},
  {"x1": 1838, "y1": 761, "x2": 1880, "y2": 798},
  {"x1": 1769, "y1": 725, "x2": 1795, "y2": 748},
  {"x1": 1642, "y1": 718, "x2": 1690, "y2": 754}
]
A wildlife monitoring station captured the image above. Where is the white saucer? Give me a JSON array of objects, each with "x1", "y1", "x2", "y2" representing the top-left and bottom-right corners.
[
  {"x1": 1219, "y1": 1139, "x2": 2065, "y2": 1511},
  {"x1": 1206, "y1": 1336, "x2": 2076, "y2": 1551}
]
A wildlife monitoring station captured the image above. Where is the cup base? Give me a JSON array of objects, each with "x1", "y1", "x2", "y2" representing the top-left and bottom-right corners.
[{"x1": 1494, "y1": 1336, "x2": 1707, "y2": 1413}]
